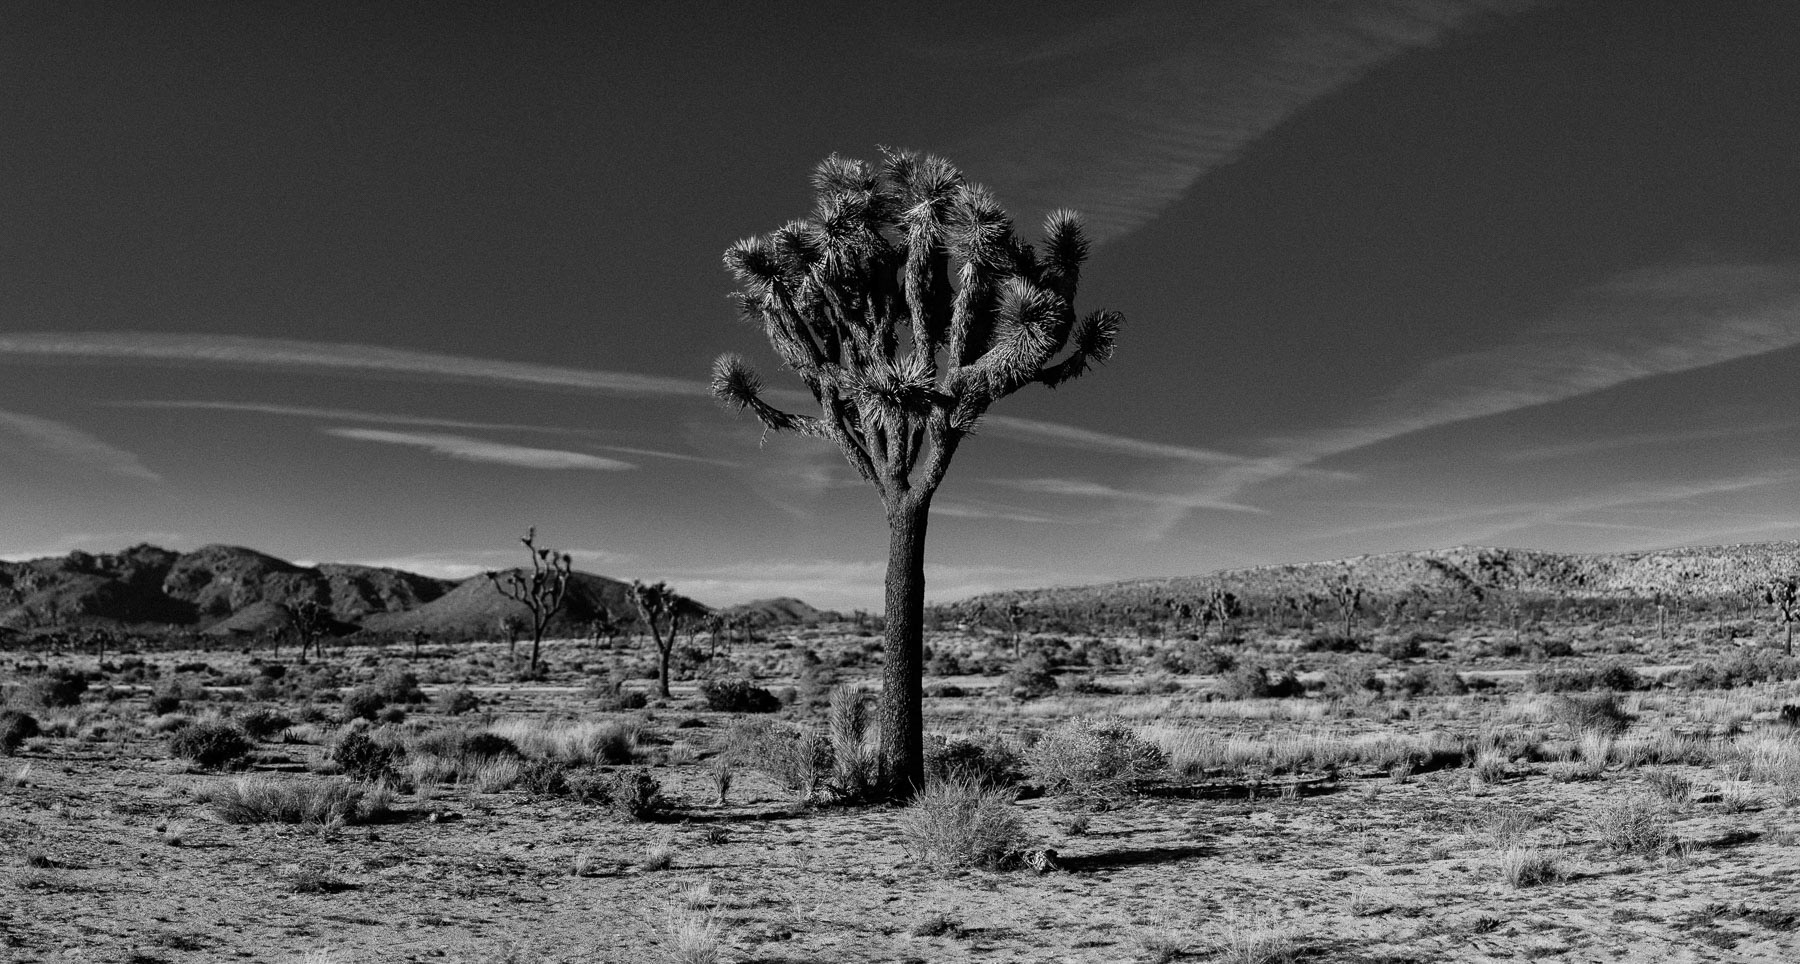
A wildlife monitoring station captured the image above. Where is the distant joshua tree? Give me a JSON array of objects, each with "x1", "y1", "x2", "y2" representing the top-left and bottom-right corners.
[
  {"x1": 1326, "y1": 571, "x2": 1366, "y2": 639},
  {"x1": 486, "y1": 527, "x2": 572, "y2": 675},
  {"x1": 631, "y1": 580, "x2": 683, "y2": 698},
  {"x1": 712, "y1": 149, "x2": 1122, "y2": 799},
  {"x1": 1765, "y1": 577, "x2": 1799, "y2": 656},
  {"x1": 289, "y1": 599, "x2": 332, "y2": 664}
]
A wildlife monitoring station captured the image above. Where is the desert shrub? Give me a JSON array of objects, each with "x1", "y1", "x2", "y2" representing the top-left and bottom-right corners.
[
  {"x1": 146, "y1": 685, "x2": 183, "y2": 716},
  {"x1": 0, "y1": 710, "x2": 40, "y2": 755},
  {"x1": 1394, "y1": 665, "x2": 1467, "y2": 697},
  {"x1": 926, "y1": 651, "x2": 964, "y2": 676},
  {"x1": 1528, "y1": 662, "x2": 1644, "y2": 694},
  {"x1": 1596, "y1": 795, "x2": 1676, "y2": 857},
  {"x1": 1372, "y1": 634, "x2": 1424, "y2": 661},
  {"x1": 518, "y1": 758, "x2": 572, "y2": 796},
  {"x1": 339, "y1": 687, "x2": 389, "y2": 721},
  {"x1": 1548, "y1": 692, "x2": 1633, "y2": 738},
  {"x1": 1024, "y1": 718, "x2": 1165, "y2": 799},
  {"x1": 1675, "y1": 650, "x2": 1800, "y2": 690},
  {"x1": 199, "y1": 775, "x2": 391, "y2": 825},
  {"x1": 168, "y1": 722, "x2": 254, "y2": 770},
  {"x1": 720, "y1": 719, "x2": 830, "y2": 801},
  {"x1": 436, "y1": 686, "x2": 481, "y2": 715},
  {"x1": 897, "y1": 777, "x2": 1027, "y2": 870},
  {"x1": 1498, "y1": 845, "x2": 1561, "y2": 887},
  {"x1": 596, "y1": 767, "x2": 666, "y2": 821},
  {"x1": 1168, "y1": 642, "x2": 1235, "y2": 675},
  {"x1": 370, "y1": 666, "x2": 425, "y2": 704},
  {"x1": 924, "y1": 733, "x2": 1022, "y2": 787},
  {"x1": 236, "y1": 708, "x2": 293, "y2": 741},
  {"x1": 331, "y1": 729, "x2": 402, "y2": 781},
  {"x1": 1308, "y1": 660, "x2": 1385, "y2": 699},
  {"x1": 699, "y1": 678, "x2": 780, "y2": 713},
  {"x1": 1302, "y1": 634, "x2": 1364, "y2": 654},
  {"x1": 414, "y1": 729, "x2": 520, "y2": 761},
  {"x1": 1001, "y1": 655, "x2": 1058, "y2": 701},
  {"x1": 1062, "y1": 676, "x2": 1120, "y2": 696},
  {"x1": 11, "y1": 669, "x2": 87, "y2": 709},
  {"x1": 1217, "y1": 665, "x2": 1304, "y2": 701}
]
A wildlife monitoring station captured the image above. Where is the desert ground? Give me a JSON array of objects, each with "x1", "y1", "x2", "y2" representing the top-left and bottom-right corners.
[{"x1": 6, "y1": 616, "x2": 1800, "y2": 964}]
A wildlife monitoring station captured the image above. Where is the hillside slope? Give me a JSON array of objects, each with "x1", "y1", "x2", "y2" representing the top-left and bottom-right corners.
[{"x1": 950, "y1": 543, "x2": 1800, "y2": 614}]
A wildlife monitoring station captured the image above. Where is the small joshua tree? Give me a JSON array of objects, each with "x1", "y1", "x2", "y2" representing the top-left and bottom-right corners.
[
  {"x1": 631, "y1": 580, "x2": 683, "y2": 698},
  {"x1": 712, "y1": 149, "x2": 1122, "y2": 798},
  {"x1": 1327, "y1": 571, "x2": 1366, "y2": 639},
  {"x1": 289, "y1": 599, "x2": 332, "y2": 664},
  {"x1": 486, "y1": 527, "x2": 573, "y2": 675},
  {"x1": 1766, "y1": 577, "x2": 1799, "y2": 656}
]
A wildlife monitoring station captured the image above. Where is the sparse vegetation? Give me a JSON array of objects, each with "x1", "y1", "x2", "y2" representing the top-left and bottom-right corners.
[
  {"x1": 199, "y1": 775, "x2": 392, "y2": 825},
  {"x1": 167, "y1": 721, "x2": 254, "y2": 770},
  {"x1": 897, "y1": 777, "x2": 1028, "y2": 870}
]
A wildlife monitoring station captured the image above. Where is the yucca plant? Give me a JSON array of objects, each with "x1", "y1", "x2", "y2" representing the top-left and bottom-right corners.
[{"x1": 713, "y1": 149, "x2": 1123, "y2": 798}]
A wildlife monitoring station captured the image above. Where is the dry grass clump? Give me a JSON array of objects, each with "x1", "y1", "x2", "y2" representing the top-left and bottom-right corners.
[
  {"x1": 1212, "y1": 910, "x2": 1298, "y2": 964},
  {"x1": 1145, "y1": 726, "x2": 1462, "y2": 780},
  {"x1": 198, "y1": 775, "x2": 392, "y2": 825},
  {"x1": 897, "y1": 777, "x2": 1028, "y2": 870},
  {"x1": 1497, "y1": 845, "x2": 1562, "y2": 887},
  {"x1": 1613, "y1": 729, "x2": 1715, "y2": 767},
  {"x1": 1595, "y1": 795, "x2": 1676, "y2": 858},
  {"x1": 662, "y1": 906, "x2": 722, "y2": 964},
  {"x1": 1727, "y1": 731, "x2": 1800, "y2": 787},
  {"x1": 403, "y1": 728, "x2": 522, "y2": 788},
  {"x1": 485, "y1": 718, "x2": 637, "y2": 766}
]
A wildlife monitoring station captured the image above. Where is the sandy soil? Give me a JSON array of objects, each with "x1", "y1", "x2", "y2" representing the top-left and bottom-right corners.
[{"x1": 5, "y1": 637, "x2": 1800, "y2": 964}]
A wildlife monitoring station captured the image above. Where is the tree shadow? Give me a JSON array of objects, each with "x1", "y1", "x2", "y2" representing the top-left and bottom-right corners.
[
  {"x1": 1060, "y1": 844, "x2": 1212, "y2": 872},
  {"x1": 651, "y1": 807, "x2": 808, "y2": 825},
  {"x1": 1142, "y1": 778, "x2": 1340, "y2": 802}
]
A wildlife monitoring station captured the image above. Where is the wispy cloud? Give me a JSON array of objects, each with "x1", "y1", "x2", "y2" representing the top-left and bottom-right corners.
[
  {"x1": 0, "y1": 332, "x2": 711, "y2": 398},
  {"x1": 979, "y1": 414, "x2": 1245, "y2": 464},
  {"x1": 955, "y1": 0, "x2": 1536, "y2": 242},
  {"x1": 1498, "y1": 419, "x2": 1797, "y2": 462},
  {"x1": 1297, "y1": 469, "x2": 1800, "y2": 547},
  {"x1": 324, "y1": 428, "x2": 636, "y2": 471},
  {"x1": 0, "y1": 410, "x2": 159, "y2": 481},
  {"x1": 121, "y1": 399, "x2": 729, "y2": 464},
  {"x1": 119, "y1": 399, "x2": 585, "y2": 435},
  {"x1": 1149, "y1": 261, "x2": 1800, "y2": 528},
  {"x1": 932, "y1": 501, "x2": 1057, "y2": 525},
  {"x1": 989, "y1": 476, "x2": 1266, "y2": 514}
]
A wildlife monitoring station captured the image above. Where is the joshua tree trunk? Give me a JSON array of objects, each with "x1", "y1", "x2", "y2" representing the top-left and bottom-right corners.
[{"x1": 878, "y1": 496, "x2": 930, "y2": 797}]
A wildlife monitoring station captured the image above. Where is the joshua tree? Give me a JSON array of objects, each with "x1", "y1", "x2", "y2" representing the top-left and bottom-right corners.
[
  {"x1": 486, "y1": 527, "x2": 573, "y2": 675},
  {"x1": 631, "y1": 580, "x2": 683, "y2": 698},
  {"x1": 1765, "y1": 577, "x2": 1799, "y2": 656},
  {"x1": 289, "y1": 599, "x2": 332, "y2": 664},
  {"x1": 1326, "y1": 571, "x2": 1366, "y2": 639},
  {"x1": 712, "y1": 149, "x2": 1122, "y2": 798}
]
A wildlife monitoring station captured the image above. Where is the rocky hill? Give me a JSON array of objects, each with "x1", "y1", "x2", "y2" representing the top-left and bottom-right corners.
[
  {"x1": 949, "y1": 542, "x2": 1800, "y2": 616},
  {"x1": 722, "y1": 596, "x2": 839, "y2": 627},
  {"x1": 0, "y1": 544, "x2": 708, "y2": 640}
]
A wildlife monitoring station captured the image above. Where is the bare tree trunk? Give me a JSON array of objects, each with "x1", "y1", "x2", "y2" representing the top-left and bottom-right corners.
[{"x1": 878, "y1": 496, "x2": 929, "y2": 801}]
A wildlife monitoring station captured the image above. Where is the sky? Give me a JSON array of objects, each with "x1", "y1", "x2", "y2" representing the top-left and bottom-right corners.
[{"x1": 3, "y1": 0, "x2": 1799, "y2": 611}]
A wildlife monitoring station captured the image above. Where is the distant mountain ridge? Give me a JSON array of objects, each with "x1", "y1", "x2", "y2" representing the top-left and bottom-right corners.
[
  {"x1": 0, "y1": 543, "x2": 722, "y2": 639},
  {"x1": 950, "y1": 542, "x2": 1800, "y2": 613}
]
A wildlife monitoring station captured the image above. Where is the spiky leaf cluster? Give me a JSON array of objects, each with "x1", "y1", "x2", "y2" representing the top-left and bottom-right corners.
[{"x1": 714, "y1": 149, "x2": 1122, "y2": 505}]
